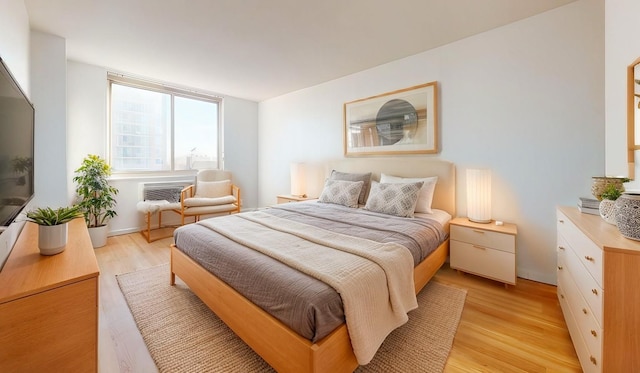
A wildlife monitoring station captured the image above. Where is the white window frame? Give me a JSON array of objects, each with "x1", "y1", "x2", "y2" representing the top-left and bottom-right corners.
[{"x1": 107, "y1": 72, "x2": 223, "y2": 174}]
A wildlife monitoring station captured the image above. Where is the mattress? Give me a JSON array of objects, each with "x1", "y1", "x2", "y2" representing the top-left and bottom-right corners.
[{"x1": 173, "y1": 201, "x2": 448, "y2": 342}]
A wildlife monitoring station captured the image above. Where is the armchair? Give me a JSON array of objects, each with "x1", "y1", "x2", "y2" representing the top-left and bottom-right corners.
[{"x1": 174, "y1": 169, "x2": 240, "y2": 225}]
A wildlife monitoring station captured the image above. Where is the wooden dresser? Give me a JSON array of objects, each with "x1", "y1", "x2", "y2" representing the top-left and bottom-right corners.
[
  {"x1": 556, "y1": 206, "x2": 640, "y2": 372},
  {"x1": 0, "y1": 218, "x2": 99, "y2": 372}
]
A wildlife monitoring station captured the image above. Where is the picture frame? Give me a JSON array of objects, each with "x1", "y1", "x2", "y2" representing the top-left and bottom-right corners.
[{"x1": 343, "y1": 81, "x2": 438, "y2": 156}]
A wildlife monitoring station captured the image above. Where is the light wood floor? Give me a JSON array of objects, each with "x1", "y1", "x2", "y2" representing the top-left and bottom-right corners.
[{"x1": 96, "y1": 231, "x2": 581, "y2": 372}]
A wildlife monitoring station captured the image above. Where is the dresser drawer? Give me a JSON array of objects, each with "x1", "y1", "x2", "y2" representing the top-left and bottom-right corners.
[
  {"x1": 450, "y1": 240, "x2": 516, "y2": 284},
  {"x1": 557, "y1": 254, "x2": 603, "y2": 366},
  {"x1": 557, "y1": 279, "x2": 602, "y2": 373},
  {"x1": 450, "y1": 225, "x2": 515, "y2": 253},
  {"x1": 557, "y1": 211, "x2": 603, "y2": 288},
  {"x1": 557, "y1": 234, "x2": 603, "y2": 325}
]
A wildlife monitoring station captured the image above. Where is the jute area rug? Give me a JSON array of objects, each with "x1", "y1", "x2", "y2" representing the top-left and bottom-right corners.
[{"x1": 117, "y1": 264, "x2": 467, "y2": 373}]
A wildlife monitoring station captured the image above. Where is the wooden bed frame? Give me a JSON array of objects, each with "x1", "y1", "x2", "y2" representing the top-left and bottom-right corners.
[{"x1": 170, "y1": 158, "x2": 456, "y2": 373}]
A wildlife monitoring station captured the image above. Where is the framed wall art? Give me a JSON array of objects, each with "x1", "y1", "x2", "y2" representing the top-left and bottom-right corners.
[{"x1": 343, "y1": 81, "x2": 438, "y2": 156}]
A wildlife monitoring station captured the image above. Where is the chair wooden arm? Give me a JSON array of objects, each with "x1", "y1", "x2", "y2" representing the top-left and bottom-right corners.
[
  {"x1": 180, "y1": 185, "x2": 195, "y2": 208},
  {"x1": 232, "y1": 184, "x2": 240, "y2": 211}
]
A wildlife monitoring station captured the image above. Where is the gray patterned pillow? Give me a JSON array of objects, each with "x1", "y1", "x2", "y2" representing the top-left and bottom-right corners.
[
  {"x1": 364, "y1": 181, "x2": 424, "y2": 217},
  {"x1": 329, "y1": 170, "x2": 372, "y2": 205},
  {"x1": 318, "y1": 179, "x2": 364, "y2": 208}
]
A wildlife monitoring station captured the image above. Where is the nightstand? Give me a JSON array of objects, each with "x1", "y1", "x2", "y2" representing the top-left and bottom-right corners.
[
  {"x1": 276, "y1": 195, "x2": 311, "y2": 204},
  {"x1": 449, "y1": 217, "x2": 517, "y2": 287}
]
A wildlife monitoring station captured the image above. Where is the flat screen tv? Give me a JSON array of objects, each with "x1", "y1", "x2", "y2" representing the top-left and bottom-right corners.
[{"x1": 0, "y1": 57, "x2": 34, "y2": 227}]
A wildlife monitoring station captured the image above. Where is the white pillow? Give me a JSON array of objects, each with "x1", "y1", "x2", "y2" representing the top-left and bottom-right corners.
[
  {"x1": 195, "y1": 179, "x2": 231, "y2": 198},
  {"x1": 380, "y1": 173, "x2": 437, "y2": 214},
  {"x1": 318, "y1": 179, "x2": 364, "y2": 208},
  {"x1": 364, "y1": 181, "x2": 424, "y2": 218}
]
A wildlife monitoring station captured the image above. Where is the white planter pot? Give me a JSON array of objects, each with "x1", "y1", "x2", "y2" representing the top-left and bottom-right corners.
[
  {"x1": 38, "y1": 223, "x2": 68, "y2": 255},
  {"x1": 88, "y1": 225, "x2": 109, "y2": 248}
]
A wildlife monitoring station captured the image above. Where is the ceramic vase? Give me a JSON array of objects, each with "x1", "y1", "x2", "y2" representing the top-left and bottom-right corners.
[
  {"x1": 614, "y1": 193, "x2": 640, "y2": 240},
  {"x1": 38, "y1": 223, "x2": 68, "y2": 255},
  {"x1": 599, "y1": 199, "x2": 617, "y2": 225}
]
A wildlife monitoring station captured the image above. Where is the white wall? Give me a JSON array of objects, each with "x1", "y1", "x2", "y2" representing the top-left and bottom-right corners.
[
  {"x1": 223, "y1": 97, "x2": 259, "y2": 210},
  {"x1": 259, "y1": 0, "x2": 604, "y2": 284},
  {"x1": 31, "y1": 31, "x2": 68, "y2": 208},
  {"x1": 0, "y1": 0, "x2": 30, "y2": 97},
  {"x1": 66, "y1": 60, "x2": 260, "y2": 235},
  {"x1": 605, "y1": 0, "x2": 640, "y2": 182}
]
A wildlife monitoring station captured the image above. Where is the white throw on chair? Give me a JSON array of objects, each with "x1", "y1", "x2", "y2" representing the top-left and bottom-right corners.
[{"x1": 174, "y1": 169, "x2": 241, "y2": 225}]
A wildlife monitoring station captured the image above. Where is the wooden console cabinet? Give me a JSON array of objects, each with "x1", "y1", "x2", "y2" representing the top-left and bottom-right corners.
[
  {"x1": 557, "y1": 206, "x2": 640, "y2": 372},
  {"x1": 0, "y1": 218, "x2": 99, "y2": 372}
]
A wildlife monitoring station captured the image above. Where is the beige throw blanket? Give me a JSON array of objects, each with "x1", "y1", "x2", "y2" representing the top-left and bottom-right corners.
[{"x1": 198, "y1": 211, "x2": 418, "y2": 365}]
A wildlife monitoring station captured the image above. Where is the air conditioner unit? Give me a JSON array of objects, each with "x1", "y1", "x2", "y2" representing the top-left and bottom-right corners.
[{"x1": 139, "y1": 181, "x2": 192, "y2": 203}]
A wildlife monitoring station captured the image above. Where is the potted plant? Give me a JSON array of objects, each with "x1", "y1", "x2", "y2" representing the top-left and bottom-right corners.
[
  {"x1": 599, "y1": 183, "x2": 623, "y2": 225},
  {"x1": 73, "y1": 154, "x2": 119, "y2": 248},
  {"x1": 25, "y1": 205, "x2": 83, "y2": 255}
]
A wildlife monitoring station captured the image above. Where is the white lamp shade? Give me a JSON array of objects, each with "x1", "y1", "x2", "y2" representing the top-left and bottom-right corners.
[
  {"x1": 467, "y1": 169, "x2": 491, "y2": 223},
  {"x1": 290, "y1": 163, "x2": 306, "y2": 197}
]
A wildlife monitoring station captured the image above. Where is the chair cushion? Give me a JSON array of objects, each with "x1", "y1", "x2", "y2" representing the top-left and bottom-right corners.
[
  {"x1": 184, "y1": 195, "x2": 237, "y2": 207},
  {"x1": 195, "y1": 179, "x2": 231, "y2": 198}
]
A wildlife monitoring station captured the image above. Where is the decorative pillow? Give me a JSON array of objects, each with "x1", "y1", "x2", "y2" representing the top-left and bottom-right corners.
[
  {"x1": 329, "y1": 170, "x2": 372, "y2": 205},
  {"x1": 364, "y1": 181, "x2": 424, "y2": 218},
  {"x1": 380, "y1": 173, "x2": 438, "y2": 214},
  {"x1": 195, "y1": 179, "x2": 231, "y2": 198},
  {"x1": 318, "y1": 179, "x2": 364, "y2": 208}
]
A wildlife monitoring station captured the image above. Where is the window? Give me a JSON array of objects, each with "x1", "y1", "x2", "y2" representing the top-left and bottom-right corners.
[{"x1": 108, "y1": 74, "x2": 222, "y2": 172}]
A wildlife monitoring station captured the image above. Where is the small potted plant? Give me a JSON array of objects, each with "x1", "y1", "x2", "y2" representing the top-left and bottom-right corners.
[
  {"x1": 25, "y1": 205, "x2": 83, "y2": 255},
  {"x1": 73, "y1": 154, "x2": 119, "y2": 248},
  {"x1": 599, "y1": 183, "x2": 623, "y2": 225}
]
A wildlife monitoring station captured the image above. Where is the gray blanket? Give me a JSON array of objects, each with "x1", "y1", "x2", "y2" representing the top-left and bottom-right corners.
[{"x1": 173, "y1": 201, "x2": 447, "y2": 342}]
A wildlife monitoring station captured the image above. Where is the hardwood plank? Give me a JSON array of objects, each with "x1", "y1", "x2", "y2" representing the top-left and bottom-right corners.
[{"x1": 96, "y1": 232, "x2": 580, "y2": 372}]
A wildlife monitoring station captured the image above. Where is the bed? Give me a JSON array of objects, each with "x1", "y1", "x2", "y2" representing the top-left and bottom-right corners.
[{"x1": 170, "y1": 157, "x2": 456, "y2": 373}]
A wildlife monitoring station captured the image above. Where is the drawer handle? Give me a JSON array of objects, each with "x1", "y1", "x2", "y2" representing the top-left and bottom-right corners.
[
  {"x1": 472, "y1": 245, "x2": 486, "y2": 250},
  {"x1": 582, "y1": 308, "x2": 588, "y2": 315},
  {"x1": 557, "y1": 266, "x2": 563, "y2": 270},
  {"x1": 585, "y1": 255, "x2": 595, "y2": 262},
  {"x1": 591, "y1": 329, "x2": 597, "y2": 337},
  {"x1": 558, "y1": 246, "x2": 565, "y2": 250},
  {"x1": 559, "y1": 219, "x2": 565, "y2": 224},
  {"x1": 472, "y1": 229, "x2": 485, "y2": 234},
  {"x1": 560, "y1": 294, "x2": 565, "y2": 299},
  {"x1": 591, "y1": 288, "x2": 598, "y2": 296},
  {"x1": 590, "y1": 355, "x2": 597, "y2": 365}
]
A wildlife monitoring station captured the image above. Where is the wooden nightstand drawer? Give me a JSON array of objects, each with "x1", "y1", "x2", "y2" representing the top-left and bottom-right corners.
[
  {"x1": 450, "y1": 224, "x2": 515, "y2": 253},
  {"x1": 449, "y1": 217, "x2": 517, "y2": 286},
  {"x1": 450, "y1": 240, "x2": 516, "y2": 284}
]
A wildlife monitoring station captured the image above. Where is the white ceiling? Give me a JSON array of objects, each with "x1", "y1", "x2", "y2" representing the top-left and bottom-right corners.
[{"x1": 25, "y1": 0, "x2": 576, "y2": 102}]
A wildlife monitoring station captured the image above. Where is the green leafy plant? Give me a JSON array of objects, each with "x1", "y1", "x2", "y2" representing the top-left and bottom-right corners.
[
  {"x1": 73, "y1": 154, "x2": 119, "y2": 228},
  {"x1": 25, "y1": 205, "x2": 83, "y2": 226},
  {"x1": 601, "y1": 182, "x2": 624, "y2": 201}
]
